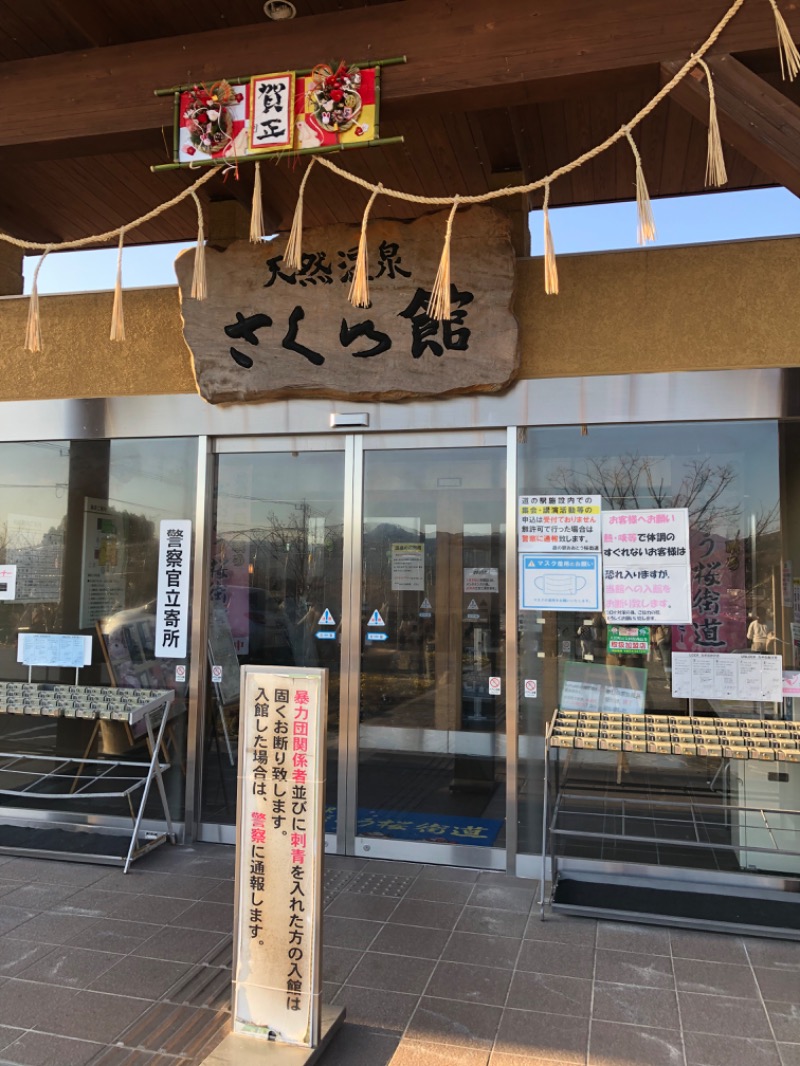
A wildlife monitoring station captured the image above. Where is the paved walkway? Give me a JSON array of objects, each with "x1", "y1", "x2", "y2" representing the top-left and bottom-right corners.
[{"x1": 0, "y1": 844, "x2": 793, "y2": 1064}]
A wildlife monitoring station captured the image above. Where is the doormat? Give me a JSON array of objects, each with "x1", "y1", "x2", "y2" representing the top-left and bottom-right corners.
[{"x1": 324, "y1": 806, "x2": 502, "y2": 846}]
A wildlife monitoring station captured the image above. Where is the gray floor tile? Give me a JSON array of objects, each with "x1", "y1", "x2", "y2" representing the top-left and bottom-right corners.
[
  {"x1": 325, "y1": 891, "x2": 400, "y2": 921},
  {"x1": 671, "y1": 930, "x2": 749, "y2": 965},
  {"x1": 391, "y1": 1040, "x2": 490, "y2": 1065},
  {"x1": 17, "y1": 945, "x2": 122, "y2": 989},
  {"x1": 594, "y1": 947, "x2": 674, "y2": 988},
  {"x1": 346, "y1": 951, "x2": 435, "y2": 995},
  {"x1": 0, "y1": 939, "x2": 56, "y2": 977},
  {"x1": 442, "y1": 931, "x2": 520, "y2": 970},
  {"x1": 167, "y1": 900, "x2": 232, "y2": 931},
  {"x1": 673, "y1": 957, "x2": 759, "y2": 998},
  {"x1": 322, "y1": 945, "x2": 363, "y2": 985},
  {"x1": 420, "y1": 865, "x2": 479, "y2": 883},
  {"x1": 68, "y1": 918, "x2": 161, "y2": 954},
  {"x1": 98, "y1": 872, "x2": 222, "y2": 902},
  {"x1": 331, "y1": 984, "x2": 418, "y2": 1033},
  {"x1": 468, "y1": 884, "x2": 536, "y2": 914},
  {"x1": 685, "y1": 1030, "x2": 781, "y2": 1066},
  {"x1": 0, "y1": 860, "x2": 106, "y2": 888},
  {"x1": 13, "y1": 911, "x2": 98, "y2": 945},
  {"x1": 679, "y1": 991, "x2": 774, "y2": 1039},
  {"x1": 323, "y1": 855, "x2": 368, "y2": 873},
  {"x1": 81, "y1": 893, "x2": 190, "y2": 925},
  {"x1": 0, "y1": 1026, "x2": 26, "y2": 1053},
  {"x1": 0, "y1": 1032, "x2": 103, "y2": 1065},
  {"x1": 404, "y1": 878, "x2": 475, "y2": 905},
  {"x1": 388, "y1": 899, "x2": 464, "y2": 930},
  {"x1": 767, "y1": 1001, "x2": 800, "y2": 1043},
  {"x1": 746, "y1": 940, "x2": 800, "y2": 971},
  {"x1": 306, "y1": 1021, "x2": 398, "y2": 1066},
  {"x1": 495, "y1": 1008, "x2": 589, "y2": 1063},
  {"x1": 323, "y1": 916, "x2": 383, "y2": 951},
  {"x1": 0, "y1": 883, "x2": 78, "y2": 913},
  {"x1": 36, "y1": 989, "x2": 151, "y2": 1042},
  {"x1": 406, "y1": 996, "x2": 502, "y2": 1051},
  {"x1": 131, "y1": 926, "x2": 227, "y2": 964},
  {"x1": 457, "y1": 907, "x2": 527, "y2": 939},
  {"x1": 507, "y1": 971, "x2": 592, "y2": 1016},
  {"x1": 368, "y1": 923, "x2": 449, "y2": 960},
  {"x1": 426, "y1": 959, "x2": 511, "y2": 1006},
  {"x1": 596, "y1": 921, "x2": 671, "y2": 957},
  {"x1": 779, "y1": 1043, "x2": 800, "y2": 1066},
  {"x1": 755, "y1": 967, "x2": 800, "y2": 1003},
  {"x1": 589, "y1": 1020, "x2": 684, "y2": 1066},
  {"x1": 0, "y1": 906, "x2": 36, "y2": 936},
  {"x1": 88, "y1": 955, "x2": 190, "y2": 999},
  {"x1": 0, "y1": 979, "x2": 72, "y2": 1029},
  {"x1": 525, "y1": 913, "x2": 597, "y2": 945},
  {"x1": 201, "y1": 880, "x2": 235, "y2": 905},
  {"x1": 51, "y1": 889, "x2": 121, "y2": 919},
  {"x1": 592, "y1": 981, "x2": 680, "y2": 1029},
  {"x1": 517, "y1": 938, "x2": 595, "y2": 980}
]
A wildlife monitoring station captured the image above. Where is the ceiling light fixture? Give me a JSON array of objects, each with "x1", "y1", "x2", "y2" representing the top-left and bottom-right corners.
[{"x1": 263, "y1": 0, "x2": 297, "y2": 19}]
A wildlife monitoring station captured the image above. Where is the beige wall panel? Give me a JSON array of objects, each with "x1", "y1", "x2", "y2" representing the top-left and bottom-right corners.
[
  {"x1": 516, "y1": 237, "x2": 800, "y2": 378},
  {"x1": 0, "y1": 237, "x2": 797, "y2": 402}
]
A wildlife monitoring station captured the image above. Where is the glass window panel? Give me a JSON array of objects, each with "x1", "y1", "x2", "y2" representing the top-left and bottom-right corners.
[{"x1": 517, "y1": 421, "x2": 781, "y2": 866}]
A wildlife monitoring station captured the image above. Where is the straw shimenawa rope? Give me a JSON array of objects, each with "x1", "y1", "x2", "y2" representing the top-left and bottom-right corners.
[{"x1": 7, "y1": 0, "x2": 792, "y2": 343}]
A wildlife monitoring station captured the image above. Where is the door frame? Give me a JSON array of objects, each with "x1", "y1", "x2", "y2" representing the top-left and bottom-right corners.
[{"x1": 196, "y1": 429, "x2": 520, "y2": 875}]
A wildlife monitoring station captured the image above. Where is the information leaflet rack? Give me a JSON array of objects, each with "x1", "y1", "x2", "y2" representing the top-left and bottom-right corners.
[
  {"x1": 541, "y1": 708, "x2": 800, "y2": 930},
  {"x1": 0, "y1": 682, "x2": 176, "y2": 872}
]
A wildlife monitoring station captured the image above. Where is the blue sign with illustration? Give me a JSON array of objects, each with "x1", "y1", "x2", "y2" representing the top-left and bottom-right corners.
[{"x1": 519, "y1": 553, "x2": 601, "y2": 612}]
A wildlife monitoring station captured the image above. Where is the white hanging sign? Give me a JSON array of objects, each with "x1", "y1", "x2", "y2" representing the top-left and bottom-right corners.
[{"x1": 155, "y1": 520, "x2": 192, "y2": 659}]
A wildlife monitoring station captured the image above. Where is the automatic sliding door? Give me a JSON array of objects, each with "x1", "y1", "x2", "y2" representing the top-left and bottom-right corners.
[
  {"x1": 356, "y1": 446, "x2": 507, "y2": 861},
  {"x1": 201, "y1": 448, "x2": 346, "y2": 835}
]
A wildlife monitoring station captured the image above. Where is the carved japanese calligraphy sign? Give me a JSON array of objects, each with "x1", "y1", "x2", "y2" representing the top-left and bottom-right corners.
[{"x1": 175, "y1": 206, "x2": 518, "y2": 404}]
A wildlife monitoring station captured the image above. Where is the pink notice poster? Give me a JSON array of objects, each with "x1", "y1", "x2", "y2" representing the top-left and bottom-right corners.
[{"x1": 672, "y1": 531, "x2": 746, "y2": 654}]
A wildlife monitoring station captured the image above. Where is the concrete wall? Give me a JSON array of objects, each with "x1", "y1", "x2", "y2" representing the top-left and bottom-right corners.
[{"x1": 0, "y1": 236, "x2": 796, "y2": 402}]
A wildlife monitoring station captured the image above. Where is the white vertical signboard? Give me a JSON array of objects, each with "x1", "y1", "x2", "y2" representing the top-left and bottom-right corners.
[
  {"x1": 602, "y1": 508, "x2": 692, "y2": 624},
  {"x1": 154, "y1": 520, "x2": 191, "y2": 659},
  {"x1": 234, "y1": 667, "x2": 327, "y2": 1048}
]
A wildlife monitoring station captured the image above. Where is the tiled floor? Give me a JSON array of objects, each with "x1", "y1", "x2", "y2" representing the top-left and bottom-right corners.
[{"x1": 0, "y1": 845, "x2": 794, "y2": 1064}]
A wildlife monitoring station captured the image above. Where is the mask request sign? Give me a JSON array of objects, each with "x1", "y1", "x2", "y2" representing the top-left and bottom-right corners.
[{"x1": 175, "y1": 207, "x2": 518, "y2": 404}]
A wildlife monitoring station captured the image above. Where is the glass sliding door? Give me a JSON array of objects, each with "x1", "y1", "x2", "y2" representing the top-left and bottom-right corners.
[
  {"x1": 201, "y1": 446, "x2": 346, "y2": 838},
  {"x1": 354, "y1": 444, "x2": 507, "y2": 864}
]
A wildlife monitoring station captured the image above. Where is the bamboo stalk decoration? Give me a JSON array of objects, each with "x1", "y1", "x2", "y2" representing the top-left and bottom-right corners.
[
  {"x1": 768, "y1": 0, "x2": 800, "y2": 80},
  {"x1": 24, "y1": 249, "x2": 50, "y2": 353},
  {"x1": 249, "y1": 161, "x2": 264, "y2": 243},
  {"x1": 190, "y1": 191, "x2": 208, "y2": 301},
  {"x1": 285, "y1": 159, "x2": 316, "y2": 271},
  {"x1": 542, "y1": 182, "x2": 559, "y2": 295},
  {"x1": 696, "y1": 58, "x2": 728, "y2": 186},
  {"x1": 349, "y1": 182, "x2": 383, "y2": 309},
  {"x1": 428, "y1": 196, "x2": 460, "y2": 321},
  {"x1": 624, "y1": 129, "x2": 656, "y2": 245},
  {"x1": 110, "y1": 230, "x2": 126, "y2": 342}
]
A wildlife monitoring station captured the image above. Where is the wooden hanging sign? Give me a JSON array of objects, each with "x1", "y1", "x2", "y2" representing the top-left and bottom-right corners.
[{"x1": 175, "y1": 206, "x2": 519, "y2": 405}]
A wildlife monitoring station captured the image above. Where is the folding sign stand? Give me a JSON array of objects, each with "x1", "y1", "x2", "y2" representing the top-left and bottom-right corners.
[{"x1": 203, "y1": 666, "x2": 344, "y2": 1065}]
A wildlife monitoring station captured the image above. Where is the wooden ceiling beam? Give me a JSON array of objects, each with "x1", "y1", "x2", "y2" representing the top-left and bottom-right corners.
[
  {"x1": 662, "y1": 54, "x2": 800, "y2": 198},
  {"x1": 0, "y1": 0, "x2": 794, "y2": 148}
]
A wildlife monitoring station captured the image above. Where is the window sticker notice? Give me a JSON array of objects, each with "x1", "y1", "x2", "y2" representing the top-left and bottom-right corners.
[{"x1": 520, "y1": 554, "x2": 601, "y2": 612}]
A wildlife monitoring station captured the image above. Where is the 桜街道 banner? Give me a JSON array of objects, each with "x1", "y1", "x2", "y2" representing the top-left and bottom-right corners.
[
  {"x1": 233, "y1": 667, "x2": 327, "y2": 1047},
  {"x1": 601, "y1": 509, "x2": 692, "y2": 625}
]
